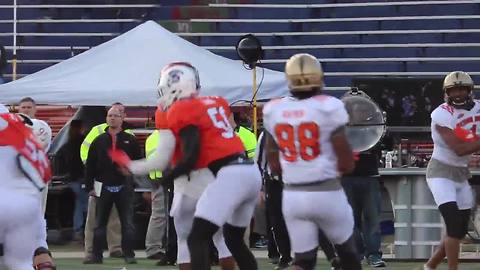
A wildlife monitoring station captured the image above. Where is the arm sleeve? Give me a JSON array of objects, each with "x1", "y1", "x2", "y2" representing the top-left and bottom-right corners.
[
  {"x1": 128, "y1": 130, "x2": 176, "y2": 175},
  {"x1": 166, "y1": 125, "x2": 200, "y2": 180}
]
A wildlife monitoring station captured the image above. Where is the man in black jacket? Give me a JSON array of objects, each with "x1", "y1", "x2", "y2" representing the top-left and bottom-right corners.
[
  {"x1": 342, "y1": 150, "x2": 386, "y2": 268},
  {"x1": 84, "y1": 107, "x2": 142, "y2": 264}
]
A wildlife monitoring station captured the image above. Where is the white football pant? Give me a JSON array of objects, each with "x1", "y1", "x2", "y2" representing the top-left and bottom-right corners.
[{"x1": 282, "y1": 189, "x2": 354, "y2": 253}]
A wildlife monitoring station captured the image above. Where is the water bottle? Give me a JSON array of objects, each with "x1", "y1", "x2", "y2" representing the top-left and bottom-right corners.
[{"x1": 385, "y1": 152, "x2": 393, "y2": 168}]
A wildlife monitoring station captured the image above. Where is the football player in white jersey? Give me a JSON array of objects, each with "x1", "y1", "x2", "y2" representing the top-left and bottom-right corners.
[
  {"x1": 263, "y1": 53, "x2": 361, "y2": 270},
  {"x1": 424, "y1": 71, "x2": 479, "y2": 270},
  {"x1": 17, "y1": 98, "x2": 53, "y2": 255},
  {"x1": 0, "y1": 112, "x2": 54, "y2": 270}
]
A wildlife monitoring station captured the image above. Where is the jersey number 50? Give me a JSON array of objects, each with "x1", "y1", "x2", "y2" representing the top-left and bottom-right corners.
[
  {"x1": 207, "y1": 106, "x2": 235, "y2": 139},
  {"x1": 274, "y1": 122, "x2": 320, "y2": 162}
]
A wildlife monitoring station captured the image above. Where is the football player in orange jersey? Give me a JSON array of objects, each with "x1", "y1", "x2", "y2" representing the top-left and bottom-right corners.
[
  {"x1": 129, "y1": 107, "x2": 236, "y2": 270},
  {"x1": 157, "y1": 62, "x2": 262, "y2": 270},
  {"x1": 113, "y1": 62, "x2": 261, "y2": 270}
]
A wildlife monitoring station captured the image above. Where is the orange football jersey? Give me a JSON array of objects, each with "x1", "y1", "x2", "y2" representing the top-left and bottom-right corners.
[{"x1": 167, "y1": 96, "x2": 245, "y2": 168}]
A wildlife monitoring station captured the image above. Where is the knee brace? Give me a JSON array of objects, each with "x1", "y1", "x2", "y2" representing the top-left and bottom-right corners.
[
  {"x1": 334, "y1": 235, "x2": 362, "y2": 270},
  {"x1": 292, "y1": 248, "x2": 317, "y2": 270},
  {"x1": 33, "y1": 247, "x2": 56, "y2": 270},
  {"x1": 439, "y1": 202, "x2": 467, "y2": 239}
]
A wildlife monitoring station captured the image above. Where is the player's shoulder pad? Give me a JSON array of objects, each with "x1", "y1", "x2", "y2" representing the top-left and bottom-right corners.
[
  {"x1": 311, "y1": 94, "x2": 344, "y2": 112},
  {"x1": 432, "y1": 102, "x2": 454, "y2": 118},
  {"x1": 438, "y1": 102, "x2": 454, "y2": 115},
  {"x1": 431, "y1": 102, "x2": 455, "y2": 124},
  {"x1": 263, "y1": 97, "x2": 287, "y2": 115}
]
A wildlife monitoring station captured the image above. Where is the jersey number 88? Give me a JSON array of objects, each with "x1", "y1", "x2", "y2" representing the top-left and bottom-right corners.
[{"x1": 274, "y1": 122, "x2": 320, "y2": 162}]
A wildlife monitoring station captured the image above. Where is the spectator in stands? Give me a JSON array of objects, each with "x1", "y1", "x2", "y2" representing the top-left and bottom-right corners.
[
  {"x1": 341, "y1": 150, "x2": 387, "y2": 267},
  {"x1": 84, "y1": 106, "x2": 141, "y2": 264},
  {"x1": 81, "y1": 102, "x2": 133, "y2": 261},
  {"x1": 0, "y1": 45, "x2": 6, "y2": 84},
  {"x1": 57, "y1": 120, "x2": 88, "y2": 241},
  {"x1": 144, "y1": 129, "x2": 167, "y2": 261}
]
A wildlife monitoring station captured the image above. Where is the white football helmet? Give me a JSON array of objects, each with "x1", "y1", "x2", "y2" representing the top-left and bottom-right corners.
[
  {"x1": 31, "y1": 119, "x2": 52, "y2": 152},
  {"x1": 156, "y1": 62, "x2": 201, "y2": 110},
  {"x1": 285, "y1": 53, "x2": 324, "y2": 92}
]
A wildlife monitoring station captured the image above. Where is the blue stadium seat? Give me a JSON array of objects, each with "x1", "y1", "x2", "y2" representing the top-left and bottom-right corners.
[
  {"x1": 195, "y1": 34, "x2": 363, "y2": 47},
  {"x1": 444, "y1": 32, "x2": 480, "y2": 43},
  {"x1": 406, "y1": 61, "x2": 480, "y2": 72},
  {"x1": 423, "y1": 47, "x2": 480, "y2": 57},
  {"x1": 194, "y1": 17, "x2": 479, "y2": 34},
  {"x1": 209, "y1": 46, "x2": 480, "y2": 63},
  {"x1": 16, "y1": 35, "x2": 114, "y2": 46},
  {"x1": 261, "y1": 62, "x2": 405, "y2": 73},
  {"x1": 0, "y1": 1, "x2": 478, "y2": 85},
  {"x1": 0, "y1": 24, "x2": 13, "y2": 33},
  {"x1": 324, "y1": 77, "x2": 353, "y2": 88},
  {"x1": 360, "y1": 33, "x2": 443, "y2": 44},
  {"x1": 14, "y1": 50, "x2": 72, "y2": 60},
  {"x1": 186, "y1": 32, "x2": 480, "y2": 47},
  {"x1": 379, "y1": 19, "x2": 461, "y2": 30},
  {"x1": 29, "y1": 22, "x2": 132, "y2": 33},
  {"x1": 4, "y1": 62, "x2": 53, "y2": 74}
]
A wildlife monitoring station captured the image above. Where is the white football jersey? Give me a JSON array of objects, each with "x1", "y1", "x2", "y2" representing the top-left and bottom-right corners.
[
  {"x1": 431, "y1": 100, "x2": 480, "y2": 167},
  {"x1": 0, "y1": 146, "x2": 42, "y2": 196},
  {"x1": 263, "y1": 95, "x2": 349, "y2": 184}
]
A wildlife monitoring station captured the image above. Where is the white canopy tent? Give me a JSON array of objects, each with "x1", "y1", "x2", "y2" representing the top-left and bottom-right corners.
[{"x1": 0, "y1": 20, "x2": 288, "y2": 106}]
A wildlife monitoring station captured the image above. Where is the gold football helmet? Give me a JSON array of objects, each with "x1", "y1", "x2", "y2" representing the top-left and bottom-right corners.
[
  {"x1": 443, "y1": 71, "x2": 475, "y2": 109},
  {"x1": 443, "y1": 71, "x2": 474, "y2": 90},
  {"x1": 285, "y1": 53, "x2": 324, "y2": 92}
]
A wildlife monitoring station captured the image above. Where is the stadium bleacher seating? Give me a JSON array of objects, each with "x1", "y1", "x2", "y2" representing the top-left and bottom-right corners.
[
  {"x1": 0, "y1": 0, "x2": 479, "y2": 135},
  {"x1": 0, "y1": 0, "x2": 478, "y2": 87}
]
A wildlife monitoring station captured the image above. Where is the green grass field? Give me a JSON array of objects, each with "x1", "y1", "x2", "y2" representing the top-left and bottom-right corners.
[{"x1": 54, "y1": 258, "x2": 480, "y2": 270}]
